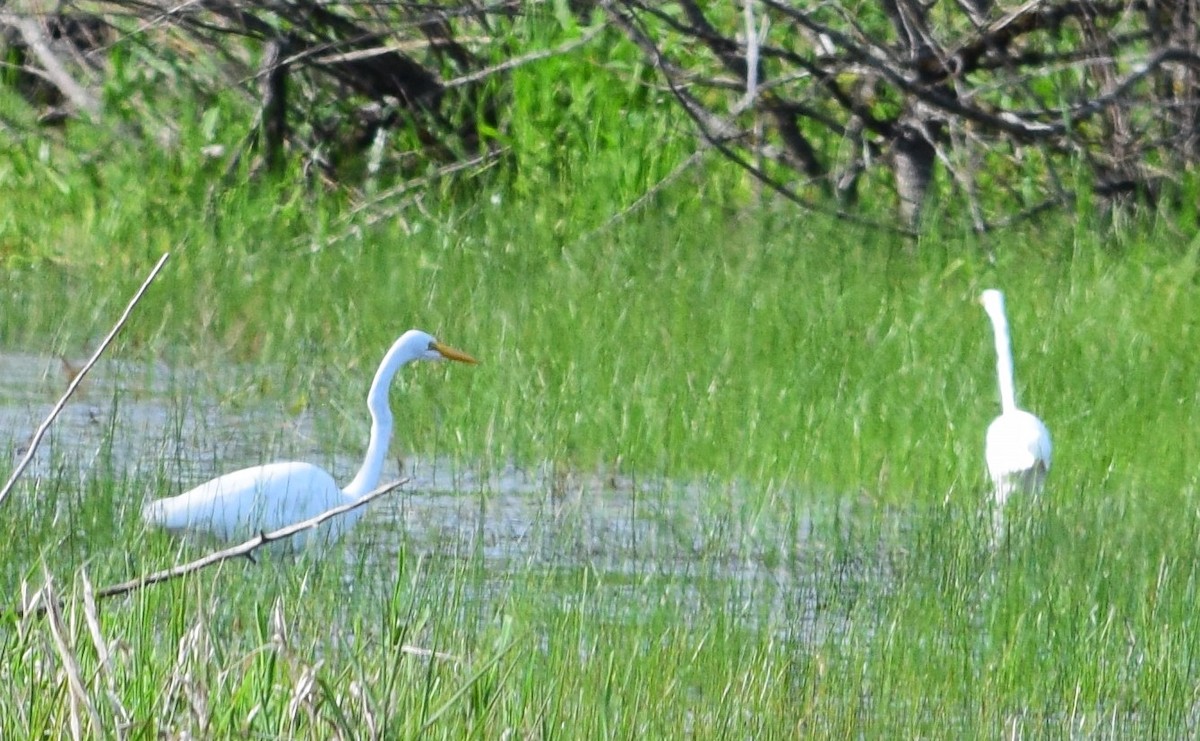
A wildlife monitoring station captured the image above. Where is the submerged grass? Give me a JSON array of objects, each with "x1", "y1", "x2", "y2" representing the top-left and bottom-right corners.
[{"x1": 3, "y1": 44, "x2": 1200, "y2": 735}]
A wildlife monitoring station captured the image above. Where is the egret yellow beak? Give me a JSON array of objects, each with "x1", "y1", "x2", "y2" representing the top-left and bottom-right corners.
[{"x1": 433, "y1": 341, "x2": 479, "y2": 365}]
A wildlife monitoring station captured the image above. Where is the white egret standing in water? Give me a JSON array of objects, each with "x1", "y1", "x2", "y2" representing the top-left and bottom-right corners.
[
  {"x1": 980, "y1": 289, "x2": 1051, "y2": 529},
  {"x1": 142, "y1": 330, "x2": 477, "y2": 548}
]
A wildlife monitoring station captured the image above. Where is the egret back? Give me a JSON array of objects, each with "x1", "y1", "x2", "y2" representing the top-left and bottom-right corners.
[{"x1": 143, "y1": 461, "x2": 362, "y2": 548}]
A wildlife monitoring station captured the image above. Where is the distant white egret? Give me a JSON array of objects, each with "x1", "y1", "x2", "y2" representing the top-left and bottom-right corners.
[
  {"x1": 980, "y1": 289, "x2": 1051, "y2": 509},
  {"x1": 142, "y1": 330, "x2": 477, "y2": 549}
]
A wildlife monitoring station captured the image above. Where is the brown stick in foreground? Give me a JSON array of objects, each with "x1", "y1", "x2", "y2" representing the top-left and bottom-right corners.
[
  {"x1": 0, "y1": 252, "x2": 171, "y2": 509},
  {"x1": 14, "y1": 477, "x2": 410, "y2": 620}
]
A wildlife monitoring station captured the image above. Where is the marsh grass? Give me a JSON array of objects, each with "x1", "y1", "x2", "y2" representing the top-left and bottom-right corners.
[{"x1": 4, "y1": 21, "x2": 1200, "y2": 734}]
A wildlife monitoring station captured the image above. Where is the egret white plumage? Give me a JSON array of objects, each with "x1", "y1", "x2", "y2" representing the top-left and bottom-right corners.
[
  {"x1": 142, "y1": 330, "x2": 477, "y2": 548},
  {"x1": 980, "y1": 289, "x2": 1051, "y2": 508}
]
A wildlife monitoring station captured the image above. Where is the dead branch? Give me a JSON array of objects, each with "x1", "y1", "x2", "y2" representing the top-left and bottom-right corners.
[{"x1": 442, "y1": 22, "x2": 604, "y2": 89}]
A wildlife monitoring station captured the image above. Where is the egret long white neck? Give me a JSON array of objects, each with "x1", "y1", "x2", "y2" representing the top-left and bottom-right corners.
[
  {"x1": 342, "y1": 341, "x2": 411, "y2": 498},
  {"x1": 986, "y1": 308, "x2": 1019, "y2": 414}
]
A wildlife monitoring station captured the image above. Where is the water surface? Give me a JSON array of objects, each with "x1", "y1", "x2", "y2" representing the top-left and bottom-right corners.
[{"x1": 0, "y1": 349, "x2": 888, "y2": 640}]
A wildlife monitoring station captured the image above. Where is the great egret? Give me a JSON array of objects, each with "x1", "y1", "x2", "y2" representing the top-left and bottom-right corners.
[
  {"x1": 142, "y1": 330, "x2": 477, "y2": 549},
  {"x1": 980, "y1": 289, "x2": 1051, "y2": 508}
]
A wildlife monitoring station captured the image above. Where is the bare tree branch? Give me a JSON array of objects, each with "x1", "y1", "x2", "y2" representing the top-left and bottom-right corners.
[
  {"x1": 0, "y1": 12, "x2": 103, "y2": 119},
  {"x1": 606, "y1": 0, "x2": 1200, "y2": 230},
  {"x1": 602, "y1": 0, "x2": 912, "y2": 236}
]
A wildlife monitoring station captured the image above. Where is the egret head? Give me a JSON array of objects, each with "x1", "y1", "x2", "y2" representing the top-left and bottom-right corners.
[
  {"x1": 980, "y1": 289, "x2": 1006, "y2": 316},
  {"x1": 398, "y1": 329, "x2": 478, "y2": 364}
]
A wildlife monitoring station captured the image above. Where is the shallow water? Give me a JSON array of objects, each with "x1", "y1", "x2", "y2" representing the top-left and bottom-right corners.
[
  {"x1": 0, "y1": 350, "x2": 282, "y2": 481},
  {"x1": 0, "y1": 349, "x2": 886, "y2": 640}
]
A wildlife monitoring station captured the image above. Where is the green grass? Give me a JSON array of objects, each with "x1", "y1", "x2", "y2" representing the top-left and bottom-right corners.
[
  {"x1": 1, "y1": 193, "x2": 1198, "y2": 735},
  {"x1": 3, "y1": 31, "x2": 1200, "y2": 736}
]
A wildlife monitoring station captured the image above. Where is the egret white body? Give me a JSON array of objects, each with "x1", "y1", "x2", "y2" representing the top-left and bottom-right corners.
[
  {"x1": 981, "y1": 289, "x2": 1051, "y2": 507},
  {"x1": 142, "y1": 330, "x2": 477, "y2": 549}
]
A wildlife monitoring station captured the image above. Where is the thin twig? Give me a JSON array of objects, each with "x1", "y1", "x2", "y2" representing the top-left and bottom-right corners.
[
  {"x1": 310, "y1": 149, "x2": 503, "y2": 253},
  {"x1": 0, "y1": 253, "x2": 170, "y2": 509},
  {"x1": 348, "y1": 150, "x2": 503, "y2": 219},
  {"x1": 418, "y1": 637, "x2": 522, "y2": 732},
  {"x1": 400, "y1": 644, "x2": 460, "y2": 663},
  {"x1": 442, "y1": 23, "x2": 605, "y2": 89},
  {"x1": 570, "y1": 150, "x2": 706, "y2": 248}
]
